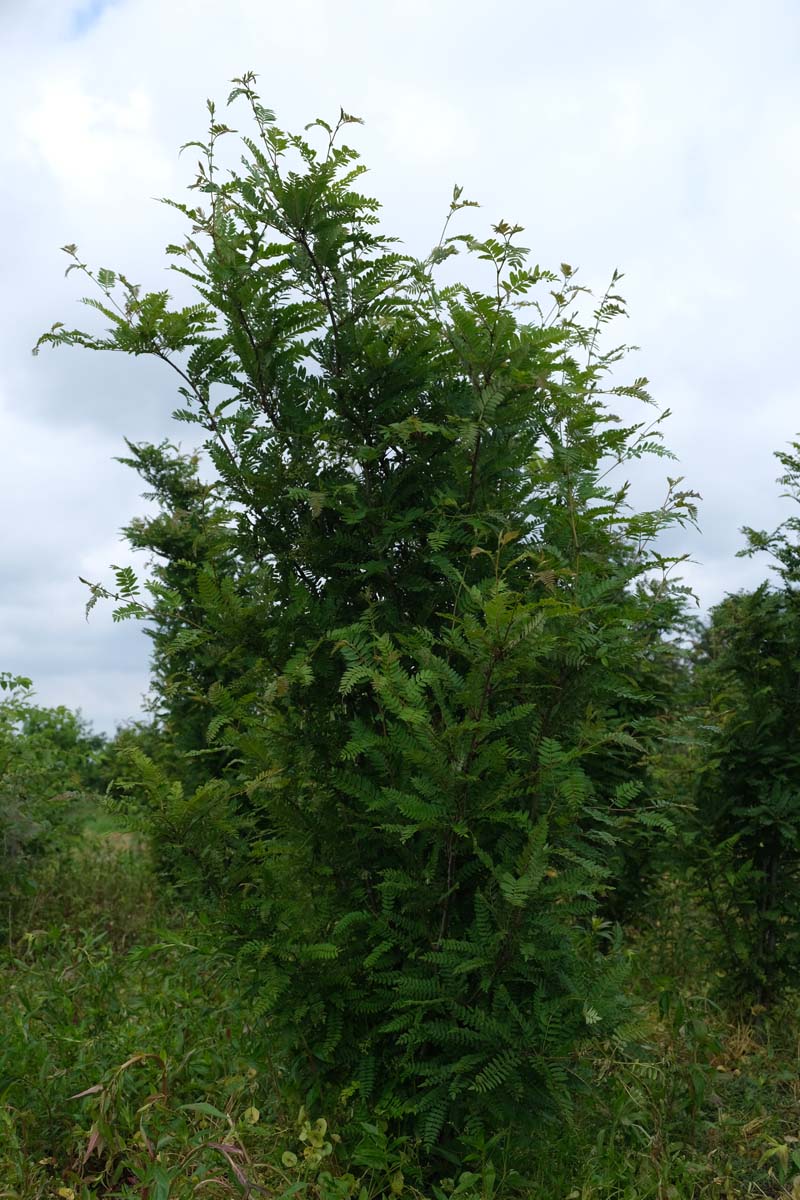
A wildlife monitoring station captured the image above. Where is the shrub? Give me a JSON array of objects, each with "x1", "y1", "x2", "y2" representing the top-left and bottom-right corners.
[
  {"x1": 37, "y1": 75, "x2": 696, "y2": 1147},
  {"x1": 0, "y1": 673, "x2": 105, "y2": 928},
  {"x1": 690, "y1": 440, "x2": 800, "y2": 1005},
  {"x1": 693, "y1": 587, "x2": 800, "y2": 1004}
]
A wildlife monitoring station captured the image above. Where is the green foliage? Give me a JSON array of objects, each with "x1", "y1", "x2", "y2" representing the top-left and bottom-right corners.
[
  {"x1": 0, "y1": 835, "x2": 264, "y2": 1198},
  {"x1": 1, "y1": 830, "x2": 532, "y2": 1199},
  {"x1": 0, "y1": 677, "x2": 105, "y2": 928},
  {"x1": 38, "y1": 76, "x2": 697, "y2": 1147},
  {"x1": 693, "y1": 585, "x2": 800, "y2": 1003},
  {"x1": 3, "y1": 824, "x2": 799, "y2": 1199},
  {"x1": 689, "y1": 441, "x2": 800, "y2": 1005},
  {"x1": 590, "y1": 585, "x2": 698, "y2": 925},
  {"x1": 115, "y1": 440, "x2": 244, "y2": 785},
  {"x1": 740, "y1": 437, "x2": 800, "y2": 584}
]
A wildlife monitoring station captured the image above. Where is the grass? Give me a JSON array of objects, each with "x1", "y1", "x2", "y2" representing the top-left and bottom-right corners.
[
  {"x1": 0, "y1": 833, "x2": 271, "y2": 1197},
  {"x1": 2, "y1": 827, "x2": 800, "y2": 1198}
]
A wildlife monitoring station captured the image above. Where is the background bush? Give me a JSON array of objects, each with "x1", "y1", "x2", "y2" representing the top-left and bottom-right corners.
[
  {"x1": 690, "y1": 443, "x2": 800, "y2": 1004},
  {"x1": 0, "y1": 672, "x2": 105, "y2": 930}
]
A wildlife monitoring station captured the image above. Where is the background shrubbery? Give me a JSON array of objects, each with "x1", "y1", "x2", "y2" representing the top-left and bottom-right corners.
[{"x1": 0, "y1": 671, "x2": 105, "y2": 928}]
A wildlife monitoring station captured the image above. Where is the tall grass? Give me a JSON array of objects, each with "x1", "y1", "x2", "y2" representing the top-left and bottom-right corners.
[{"x1": 2, "y1": 822, "x2": 800, "y2": 1198}]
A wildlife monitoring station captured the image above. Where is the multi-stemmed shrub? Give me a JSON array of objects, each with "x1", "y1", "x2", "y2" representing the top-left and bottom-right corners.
[{"x1": 36, "y1": 75, "x2": 695, "y2": 1147}]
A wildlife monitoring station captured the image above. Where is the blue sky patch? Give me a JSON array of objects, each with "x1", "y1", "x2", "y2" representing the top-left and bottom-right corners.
[{"x1": 69, "y1": 0, "x2": 120, "y2": 37}]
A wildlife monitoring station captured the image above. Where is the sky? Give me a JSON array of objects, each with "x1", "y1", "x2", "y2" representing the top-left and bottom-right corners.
[{"x1": 1, "y1": 0, "x2": 799, "y2": 733}]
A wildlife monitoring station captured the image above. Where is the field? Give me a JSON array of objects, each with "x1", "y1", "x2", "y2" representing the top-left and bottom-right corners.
[{"x1": 2, "y1": 813, "x2": 799, "y2": 1199}]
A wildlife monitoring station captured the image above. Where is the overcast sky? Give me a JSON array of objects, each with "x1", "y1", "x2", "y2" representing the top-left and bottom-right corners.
[{"x1": 2, "y1": 0, "x2": 799, "y2": 733}]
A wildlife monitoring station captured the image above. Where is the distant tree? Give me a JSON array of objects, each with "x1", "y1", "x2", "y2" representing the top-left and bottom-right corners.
[
  {"x1": 693, "y1": 586, "x2": 800, "y2": 1003},
  {"x1": 0, "y1": 673, "x2": 104, "y2": 924},
  {"x1": 692, "y1": 441, "x2": 800, "y2": 1004}
]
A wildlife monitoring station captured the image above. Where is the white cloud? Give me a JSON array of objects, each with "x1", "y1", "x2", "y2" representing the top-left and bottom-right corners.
[
  {"x1": 20, "y1": 82, "x2": 166, "y2": 202},
  {"x1": 3, "y1": 0, "x2": 800, "y2": 729}
]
